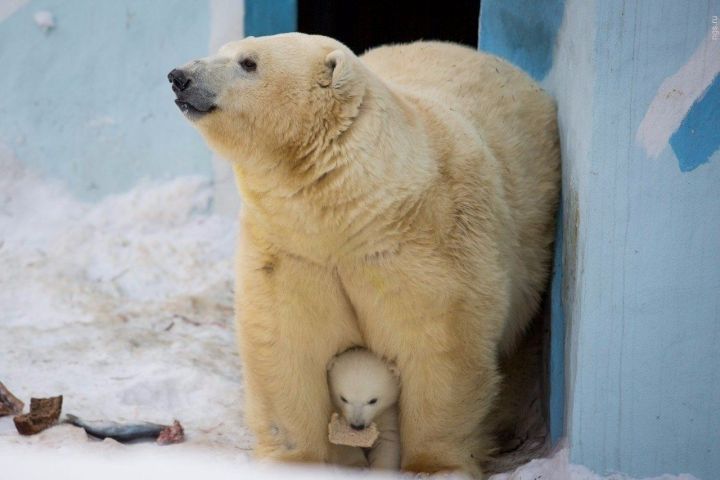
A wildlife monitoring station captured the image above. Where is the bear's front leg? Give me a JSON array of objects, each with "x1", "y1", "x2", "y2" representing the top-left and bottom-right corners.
[
  {"x1": 398, "y1": 338, "x2": 500, "y2": 478},
  {"x1": 236, "y1": 238, "x2": 362, "y2": 465},
  {"x1": 368, "y1": 431, "x2": 401, "y2": 470},
  {"x1": 367, "y1": 408, "x2": 401, "y2": 470},
  {"x1": 328, "y1": 445, "x2": 368, "y2": 468},
  {"x1": 242, "y1": 330, "x2": 338, "y2": 464}
]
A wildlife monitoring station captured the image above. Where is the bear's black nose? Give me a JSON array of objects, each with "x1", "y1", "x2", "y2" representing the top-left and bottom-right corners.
[
  {"x1": 350, "y1": 423, "x2": 365, "y2": 431},
  {"x1": 168, "y1": 69, "x2": 191, "y2": 92}
]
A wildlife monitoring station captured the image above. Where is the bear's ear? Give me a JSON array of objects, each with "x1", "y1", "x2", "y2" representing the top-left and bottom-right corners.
[{"x1": 320, "y1": 49, "x2": 355, "y2": 91}]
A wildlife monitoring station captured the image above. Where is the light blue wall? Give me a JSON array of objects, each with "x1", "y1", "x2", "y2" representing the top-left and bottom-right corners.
[
  {"x1": 572, "y1": 2, "x2": 719, "y2": 478},
  {"x1": 0, "y1": 0, "x2": 214, "y2": 200},
  {"x1": 482, "y1": 1, "x2": 720, "y2": 478}
]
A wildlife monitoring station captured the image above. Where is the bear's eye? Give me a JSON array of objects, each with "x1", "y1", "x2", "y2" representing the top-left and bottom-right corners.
[
  {"x1": 239, "y1": 58, "x2": 257, "y2": 72},
  {"x1": 340, "y1": 396, "x2": 348, "y2": 403},
  {"x1": 368, "y1": 398, "x2": 377, "y2": 405}
]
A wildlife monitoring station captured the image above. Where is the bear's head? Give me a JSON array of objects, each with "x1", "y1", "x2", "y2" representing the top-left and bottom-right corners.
[
  {"x1": 327, "y1": 348, "x2": 400, "y2": 431},
  {"x1": 168, "y1": 33, "x2": 367, "y2": 166}
]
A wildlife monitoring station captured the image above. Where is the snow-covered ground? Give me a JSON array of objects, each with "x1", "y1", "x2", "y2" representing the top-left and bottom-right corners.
[
  {"x1": 0, "y1": 154, "x2": 698, "y2": 480},
  {"x1": 0, "y1": 152, "x2": 247, "y2": 459}
]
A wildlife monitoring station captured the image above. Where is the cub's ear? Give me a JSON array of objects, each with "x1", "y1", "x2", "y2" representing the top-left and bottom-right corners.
[
  {"x1": 326, "y1": 355, "x2": 338, "y2": 372},
  {"x1": 319, "y1": 49, "x2": 355, "y2": 91},
  {"x1": 388, "y1": 362, "x2": 401, "y2": 380}
]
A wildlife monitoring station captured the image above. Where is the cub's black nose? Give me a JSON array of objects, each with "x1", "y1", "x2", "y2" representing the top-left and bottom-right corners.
[
  {"x1": 350, "y1": 423, "x2": 365, "y2": 431},
  {"x1": 168, "y1": 69, "x2": 191, "y2": 92}
]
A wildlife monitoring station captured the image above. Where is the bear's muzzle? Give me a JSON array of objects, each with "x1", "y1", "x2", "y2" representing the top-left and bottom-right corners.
[{"x1": 168, "y1": 68, "x2": 217, "y2": 119}]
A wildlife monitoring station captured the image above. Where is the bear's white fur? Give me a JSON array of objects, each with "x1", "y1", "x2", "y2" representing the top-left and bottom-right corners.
[
  {"x1": 327, "y1": 348, "x2": 401, "y2": 470},
  {"x1": 172, "y1": 33, "x2": 560, "y2": 478}
]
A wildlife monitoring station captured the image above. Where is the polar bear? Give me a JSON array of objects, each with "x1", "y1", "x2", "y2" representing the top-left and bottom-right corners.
[
  {"x1": 327, "y1": 348, "x2": 401, "y2": 470},
  {"x1": 168, "y1": 33, "x2": 559, "y2": 478}
]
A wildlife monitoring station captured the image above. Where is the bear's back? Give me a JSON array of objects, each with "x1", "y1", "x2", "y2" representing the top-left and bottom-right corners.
[
  {"x1": 362, "y1": 41, "x2": 560, "y2": 353},
  {"x1": 360, "y1": 41, "x2": 555, "y2": 151}
]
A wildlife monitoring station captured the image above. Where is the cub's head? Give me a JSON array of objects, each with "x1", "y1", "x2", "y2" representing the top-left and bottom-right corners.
[
  {"x1": 167, "y1": 33, "x2": 366, "y2": 163},
  {"x1": 327, "y1": 349, "x2": 400, "y2": 431}
]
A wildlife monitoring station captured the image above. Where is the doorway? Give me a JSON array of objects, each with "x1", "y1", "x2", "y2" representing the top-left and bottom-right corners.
[{"x1": 298, "y1": 0, "x2": 481, "y2": 54}]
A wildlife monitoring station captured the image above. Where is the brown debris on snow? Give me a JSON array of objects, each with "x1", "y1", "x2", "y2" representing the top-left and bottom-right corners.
[
  {"x1": 13, "y1": 395, "x2": 63, "y2": 435},
  {"x1": 0, "y1": 382, "x2": 24, "y2": 417},
  {"x1": 156, "y1": 420, "x2": 185, "y2": 445}
]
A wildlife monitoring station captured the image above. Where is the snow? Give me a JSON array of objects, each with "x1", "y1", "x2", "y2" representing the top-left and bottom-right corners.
[
  {"x1": 0, "y1": 446, "x2": 402, "y2": 480},
  {"x1": 33, "y1": 10, "x2": 54, "y2": 32},
  {"x1": 490, "y1": 444, "x2": 698, "y2": 480},
  {"x1": 0, "y1": 152, "x2": 245, "y2": 457},
  {"x1": 0, "y1": 153, "x2": 698, "y2": 480}
]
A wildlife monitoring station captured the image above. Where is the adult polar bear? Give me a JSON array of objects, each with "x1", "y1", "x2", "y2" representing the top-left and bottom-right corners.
[{"x1": 169, "y1": 33, "x2": 559, "y2": 477}]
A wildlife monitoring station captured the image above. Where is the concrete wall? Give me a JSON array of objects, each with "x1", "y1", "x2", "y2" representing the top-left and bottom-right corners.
[
  {"x1": 0, "y1": 0, "x2": 217, "y2": 200},
  {"x1": 481, "y1": 1, "x2": 720, "y2": 478},
  {"x1": 0, "y1": 0, "x2": 298, "y2": 212}
]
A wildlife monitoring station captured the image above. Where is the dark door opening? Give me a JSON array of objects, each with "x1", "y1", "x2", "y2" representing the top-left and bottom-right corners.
[{"x1": 298, "y1": 0, "x2": 480, "y2": 55}]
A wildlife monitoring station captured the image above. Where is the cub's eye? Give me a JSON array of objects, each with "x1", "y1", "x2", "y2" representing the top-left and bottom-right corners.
[
  {"x1": 368, "y1": 398, "x2": 377, "y2": 405},
  {"x1": 340, "y1": 396, "x2": 348, "y2": 403},
  {"x1": 239, "y1": 58, "x2": 257, "y2": 72}
]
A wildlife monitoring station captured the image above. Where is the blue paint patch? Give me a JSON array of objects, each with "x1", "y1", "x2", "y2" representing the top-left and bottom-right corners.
[
  {"x1": 479, "y1": 0, "x2": 565, "y2": 81},
  {"x1": 670, "y1": 73, "x2": 720, "y2": 172},
  {"x1": 549, "y1": 208, "x2": 566, "y2": 444},
  {"x1": 244, "y1": 0, "x2": 297, "y2": 37}
]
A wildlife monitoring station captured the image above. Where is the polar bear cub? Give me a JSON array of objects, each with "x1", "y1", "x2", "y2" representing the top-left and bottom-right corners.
[{"x1": 327, "y1": 348, "x2": 401, "y2": 470}]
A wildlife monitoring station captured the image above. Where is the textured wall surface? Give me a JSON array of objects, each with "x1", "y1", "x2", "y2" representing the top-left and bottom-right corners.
[
  {"x1": 0, "y1": 0, "x2": 219, "y2": 200},
  {"x1": 481, "y1": 1, "x2": 720, "y2": 478},
  {"x1": 0, "y1": 0, "x2": 299, "y2": 210}
]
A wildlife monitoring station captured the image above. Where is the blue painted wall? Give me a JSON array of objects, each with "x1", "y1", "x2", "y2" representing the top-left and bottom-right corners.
[
  {"x1": 0, "y1": 0, "x2": 214, "y2": 199},
  {"x1": 244, "y1": 0, "x2": 296, "y2": 37},
  {"x1": 573, "y1": 2, "x2": 719, "y2": 478},
  {"x1": 482, "y1": 0, "x2": 720, "y2": 478},
  {"x1": 670, "y1": 73, "x2": 720, "y2": 172},
  {"x1": 479, "y1": 0, "x2": 565, "y2": 81}
]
